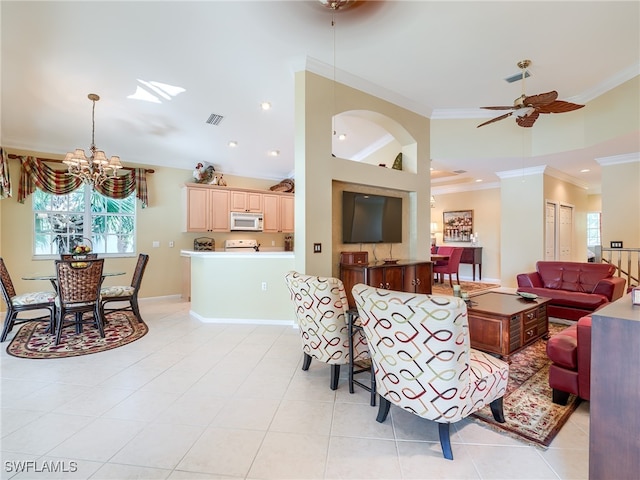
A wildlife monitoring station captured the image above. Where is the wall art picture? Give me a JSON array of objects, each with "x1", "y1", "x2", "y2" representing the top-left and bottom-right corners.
[{"x1": 443, "y1": 210, "x2": 473, "y2": 242}]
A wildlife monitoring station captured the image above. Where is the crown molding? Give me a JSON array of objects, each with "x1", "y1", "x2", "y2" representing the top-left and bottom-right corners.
[
  {"x1": 495, "y1": 165, "x2": 589, "y2": 190},
  {"x1": 595, "y1": 152, "x2": 640, "y2": 166},
  {"x1": 431, "y1": 181, "x2": 500, "y2": 195}
]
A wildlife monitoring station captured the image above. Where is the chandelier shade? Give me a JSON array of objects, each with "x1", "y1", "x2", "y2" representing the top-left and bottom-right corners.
[{"x1": 63, "y1": 93, "x2": 123, "y2": 186}]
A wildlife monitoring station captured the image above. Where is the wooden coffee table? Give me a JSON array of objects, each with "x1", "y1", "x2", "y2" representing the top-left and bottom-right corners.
[{"x1": 465, "y1": 291, "x2": 551, "y2": 361}]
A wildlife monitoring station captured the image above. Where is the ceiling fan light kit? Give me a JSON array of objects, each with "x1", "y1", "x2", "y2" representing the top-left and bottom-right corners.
[{"x1": 477, "y1": 59, "x2": 584, "y2": 128}]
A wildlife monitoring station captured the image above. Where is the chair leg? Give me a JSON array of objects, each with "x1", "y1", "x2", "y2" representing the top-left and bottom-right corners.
[
  {"x1": 302, "y1": 353, "x2": 312, "y2": 371},
  {"x1": 330, "y1": 364, "x2": 340, "y2": 390},
  {"x1": 1, "y1": 310, "x2": 18, "y2": 342},
  {"x1": 55, "y1": 310, "x2": 64, "y2": 345},
  {"x1": 438, "y1": 423, "x2": 453, "y2": 460},
  {"x1": 448, "y1": 274, "x2": 453, "y2": 288},
  {"x1": 552, "y1": 389, "x2": 570, "y2": 406},
  {"x1": 489, "y1": 397, "x2": 506, "y2": 423},
  {"x1": 131, "y1": 297, "x2": 143, "y2": 323},
  {"x1": 376, "y1": 396, "x2": 391, "y2": 423},
  {"x1": 94, "y1": 305, "x2": 105, "y2": 338}
]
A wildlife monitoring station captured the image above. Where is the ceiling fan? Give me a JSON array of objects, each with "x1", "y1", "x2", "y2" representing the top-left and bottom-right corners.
[{"x1": 477, "y1": 60, "x2": 585, "y2": 128}]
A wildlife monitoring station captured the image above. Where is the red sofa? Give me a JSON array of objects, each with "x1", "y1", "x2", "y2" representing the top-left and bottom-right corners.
[
  {"x1": 516, "y1": 261, "x2": 626, "y2": 321},
  {"x1": 546, "y1": 315, "x2": 591, "y2": 404}
]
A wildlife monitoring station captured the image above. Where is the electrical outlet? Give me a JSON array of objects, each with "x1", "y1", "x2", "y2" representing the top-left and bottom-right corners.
[
  {"x1": 261, "y1": 282, "x2": 267, "y2": 291},
  {"x1": 152, "y1": 241, "x2": 160, "y2": 248},
  {"x1": 169, "y1": 241, "x2": 174, "y2": 248},
  {"x1": 313, "y1": 243, "x2": 322, "y2": 253},
  {"x1": 272, "y1": 240, "x2": 275, "y2": 246}
]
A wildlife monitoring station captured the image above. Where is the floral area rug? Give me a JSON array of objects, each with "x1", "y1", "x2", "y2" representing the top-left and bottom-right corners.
[
  {"x1": 431, "y1": 280, "x2": 500, "y2": 296},
  {"x1": 6, "y1": 311, "x2": 148, "y2": 359},
  {"x1": 472, "y1": 323, "x2": 581, "y2": 447}
]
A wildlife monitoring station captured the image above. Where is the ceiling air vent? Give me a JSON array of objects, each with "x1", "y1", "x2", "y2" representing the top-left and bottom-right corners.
[
  {"x1": 453, "y1": 170, "x2": 467, "y2": 174},
  {"x1": 206, "y1": 113, "x2": 224, "y2": 126},
  {"x1": 505, "y1": 70, "x2": 530, "y2": 84}
]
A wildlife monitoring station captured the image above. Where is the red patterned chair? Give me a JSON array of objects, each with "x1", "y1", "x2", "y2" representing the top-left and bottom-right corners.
[
  {"x1": 352, "y1": 284, "x2": 509, "y2": 460},
  {"x1": 284, "y1": 271, "x2": 369, "y2": 390}
]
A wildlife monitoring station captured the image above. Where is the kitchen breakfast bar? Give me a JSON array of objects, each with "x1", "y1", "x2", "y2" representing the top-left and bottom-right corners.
[{"x1": 181, "y1": 250, "x2": 295, "y2": 324}]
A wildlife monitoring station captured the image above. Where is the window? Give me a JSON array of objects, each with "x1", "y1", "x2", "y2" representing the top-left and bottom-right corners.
[
  {"x1": 33, "y1": 186, "x2": 136, "y2": 256},
  {"x1": 586, "y1": 212, "x2": 601, "y2": 247}
]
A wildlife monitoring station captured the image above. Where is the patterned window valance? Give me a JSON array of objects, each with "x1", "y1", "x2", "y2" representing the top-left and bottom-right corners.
[{"x1": 15, "y1": 155, "x2": 149, "y2": 207}]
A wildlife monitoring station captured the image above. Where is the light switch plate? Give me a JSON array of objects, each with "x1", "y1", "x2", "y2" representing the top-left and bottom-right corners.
[{"x1": 313, "y1": 243, "x2": 321, "y2": 253}]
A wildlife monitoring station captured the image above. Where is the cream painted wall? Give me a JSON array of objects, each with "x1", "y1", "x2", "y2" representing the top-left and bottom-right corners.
[
  {"x1": 500, "y1": 174, "x2": 545, "y2": 287},
  {"x1": 600, "y1": 158, "x2": 640, "y2": 248},
  {"x1": 294, "y1": 71, "x2": 432, "y2": 278},
  {"x1": 588, "y1": 194, "x2": 602, "y2": 212},
  {"x1": 431, "y1": 187, "x2": 501, "y2": 282}
]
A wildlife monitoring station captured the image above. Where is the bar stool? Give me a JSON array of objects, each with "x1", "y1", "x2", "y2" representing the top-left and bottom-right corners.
[{"x1": 347, "y1": 308, "x2": 376, "y2": 406}]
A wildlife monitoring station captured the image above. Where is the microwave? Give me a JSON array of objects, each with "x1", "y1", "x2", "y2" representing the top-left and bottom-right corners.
[{"x1": 230, "y1": 211, "x2": 263, "y2": 231}]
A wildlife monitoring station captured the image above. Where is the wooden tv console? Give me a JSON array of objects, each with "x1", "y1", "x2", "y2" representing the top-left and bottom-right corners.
[{"x1": 339, "y1": 255, "x2": 433, "y2": 308}]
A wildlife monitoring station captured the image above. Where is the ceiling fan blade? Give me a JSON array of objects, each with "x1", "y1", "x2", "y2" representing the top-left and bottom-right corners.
[
  {"x1": 537, "y1": 100, "x2": 585, "y2": 114},
  {"x1": 477, "y1": 112, "x2": 513, "y2": 128},
  {"x1": 480, "y1": 106, "x2": 516, "y2": 110},
  {"x1": 516, "y1": 111, "x2": 540, "y2": 127},
  {"x1": 523, "y1": 91, "x2": 558, "y2": 107}
]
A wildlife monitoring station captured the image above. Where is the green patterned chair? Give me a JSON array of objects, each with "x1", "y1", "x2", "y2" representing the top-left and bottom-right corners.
[
  {"x1": 284, "y1": 271, "x2": 370, "y2": 390},
  {"x1": 352, "y1": 284, "x2": 509, "y2": 460},
  {"x1": 100, "y1": 254, "x2": 149, "y2": 323},
  {"x1": 0, "y1": 257, "x2": 56, "y2": 342}
]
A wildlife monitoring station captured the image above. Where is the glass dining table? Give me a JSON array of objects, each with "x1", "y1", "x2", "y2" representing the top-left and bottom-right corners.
[{"x1": 23, "y1": 271, "x2": 126, "y2": 291}]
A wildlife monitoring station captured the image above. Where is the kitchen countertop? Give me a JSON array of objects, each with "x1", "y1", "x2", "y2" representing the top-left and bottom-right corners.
[{"x1": 181, "y1": 249, "x2": 293, "y2": 258}]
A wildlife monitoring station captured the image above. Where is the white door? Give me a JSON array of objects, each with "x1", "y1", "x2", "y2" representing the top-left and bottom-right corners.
[
  {"x1": 545, "y1": 201, "x2": 557, "y2": 260},
  {"x1": 559, "y1": 204, "x2": 574, "y2": 261}
]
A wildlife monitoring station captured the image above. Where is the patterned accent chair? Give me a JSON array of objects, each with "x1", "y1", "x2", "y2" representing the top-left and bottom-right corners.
[
  {"x1": 1, "y1": 257, "x2": 56, "y2": 342},
  {"x1": 284, "y1": 271, "x2": 369, "y2": 390},
  {"x1": 101, "y1": 253, "x2": 149, "y2": 323},
  {"x1": 352, "y1": 284, "x2": 510, "y2": 460}
]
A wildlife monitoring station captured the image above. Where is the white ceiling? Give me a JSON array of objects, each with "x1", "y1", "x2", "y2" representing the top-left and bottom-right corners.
[{"x1": 2, "y1": 1, "x2": 639, "y2": 192}]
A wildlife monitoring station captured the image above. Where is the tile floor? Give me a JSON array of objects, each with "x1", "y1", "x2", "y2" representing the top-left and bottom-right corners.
[{"x1": 1, "y1": 296, "x2": 589, "y2": 479}]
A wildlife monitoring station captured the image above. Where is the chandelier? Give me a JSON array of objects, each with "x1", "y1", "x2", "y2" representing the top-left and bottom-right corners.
[{"x1": 63, "y1": 93, "x2": 123, "y2": 186}]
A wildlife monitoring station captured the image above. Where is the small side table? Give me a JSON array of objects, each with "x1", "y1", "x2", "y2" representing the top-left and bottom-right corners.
[{"x1": 346, "y1": 308, "x2": 376, "y2": 406}]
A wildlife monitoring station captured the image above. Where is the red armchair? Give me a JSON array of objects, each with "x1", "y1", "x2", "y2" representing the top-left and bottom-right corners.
[
  {"x1": 433, "y1": 247, "x2": 463, "y2": 287},
  {"x1": 546, "y1": 315, "x2": 592, "y2": 404}
]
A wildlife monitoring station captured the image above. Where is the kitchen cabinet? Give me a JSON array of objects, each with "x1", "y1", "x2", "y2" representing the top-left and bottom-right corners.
[
  {"x1": 230, "y1": 190, "x2": 263, "y2": 212},
  {"x1": 340, "y1": 260, "x2": 433, "y2": 308},
  {"x1": 263, "y1": 193, "x2": 294, "y2": 233},
  {"x1": 183, "y1": 186, "x2": 230, "y2": 232}
]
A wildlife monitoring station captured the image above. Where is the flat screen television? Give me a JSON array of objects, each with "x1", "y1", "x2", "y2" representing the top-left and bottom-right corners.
[{"x1": 342, "y1": 191, "x2": 402, "y2": 244}]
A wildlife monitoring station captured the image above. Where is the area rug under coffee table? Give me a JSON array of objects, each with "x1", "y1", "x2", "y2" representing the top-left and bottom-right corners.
[
  {"x1": 431, "y1": 280, "x2": 500, "y2": 296},
  {"x1": 6, "y1": 311, "x2": 148, "y2": 359},
  {"x1": 472, "y1": 323, "x2": 581, "y2": 447}
]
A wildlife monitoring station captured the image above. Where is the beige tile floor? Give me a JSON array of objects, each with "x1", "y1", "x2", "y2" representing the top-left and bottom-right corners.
[{"x1": 1, "y1": 297, "x2": 589, "y2": 479}]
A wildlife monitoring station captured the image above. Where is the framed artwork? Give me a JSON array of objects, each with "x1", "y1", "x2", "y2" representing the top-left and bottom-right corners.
[{"x1": 443, "y1": 210, "x2": 473, "y2": 242}]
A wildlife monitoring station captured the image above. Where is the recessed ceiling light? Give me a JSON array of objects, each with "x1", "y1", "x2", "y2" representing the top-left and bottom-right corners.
[
  {"x1": 260, "y1": 102, "x2": 271, "y2": 110},
  {"x1": 338, "y1": 133, "x2": 346, "y2": 141},
  {"x1": 228, "y1": 141, "x2": 238, "y2": 147},
  {"x1": 580, "y1": 168, "x2": 590, "y2": 173},
  {"x1": 269, "y1": 150, "x2": 280, "y2": 157},
  {"x1": 475, "y1": 179, "x2": 483, "y2": 182}
]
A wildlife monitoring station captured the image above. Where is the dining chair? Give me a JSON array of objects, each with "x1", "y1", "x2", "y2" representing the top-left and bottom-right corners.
[
  {"x1": 433, "y1": 246, "x2": 463, "y2": 287},
  {"x1": 54, "y1": 258, "x2": 105, "y2": 345},
  {"x1": 0, "y1": 257, "x2": 56, "y2": 342},
  {"x1": 100, "y1": 253, "x2": 149, "y2": 323},
  {"x1": 284, "y1": 271, "x2": 370, "y2": 391},
  {"x1": 352, "y1": 283, "x2": 510, "y2": 460}
]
